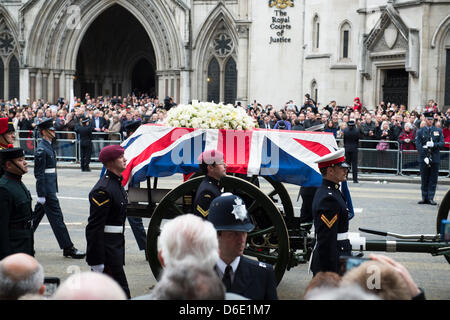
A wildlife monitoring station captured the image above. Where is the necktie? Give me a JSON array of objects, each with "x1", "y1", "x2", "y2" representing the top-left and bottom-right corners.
[{"x1": 222, "y1": 265, "x2": 232, "y2": 291}]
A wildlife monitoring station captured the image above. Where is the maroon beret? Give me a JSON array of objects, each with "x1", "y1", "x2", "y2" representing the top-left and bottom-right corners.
[
  {"x1": 99, "y1": 145, "x2": 125, "y2": 164},
  {"x1": 197, "y1": 149, "x2": 224, "y2": 165}
]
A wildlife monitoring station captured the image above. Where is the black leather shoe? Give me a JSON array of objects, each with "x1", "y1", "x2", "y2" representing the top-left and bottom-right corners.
[
  {"x1": 63, "y1": 247, "x2": 86, "y2": 259},
  {"x1": 418, "y1": 200, "x2": 429, "y2": 204},
  {"x1": 428, "y1": 200, "x2": 437, "y2": 205}
]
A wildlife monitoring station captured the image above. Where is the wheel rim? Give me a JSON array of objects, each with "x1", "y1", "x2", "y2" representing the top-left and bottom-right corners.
[
  {"x1": 147, "y1": 175, "x2": 290, "y2": 284},
  {"x1": 436, "y1": 188, "x2": 450, "y2": 264}
]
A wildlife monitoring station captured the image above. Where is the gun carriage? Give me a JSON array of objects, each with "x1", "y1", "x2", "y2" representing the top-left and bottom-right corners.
[{"x1": 124, "y1": 124, "x2": 450, "y2": 284}]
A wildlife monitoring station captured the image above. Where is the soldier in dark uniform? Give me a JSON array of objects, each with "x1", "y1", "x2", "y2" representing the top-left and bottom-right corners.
[
  {"x1": 32, "y1": 118, "x2": 85, "y2": 259},
  {"x1": 415, "y1": 112, "x2": 445, "y2": 205},
  {"x1": 343, "y1": 120, "x2": 360, "y2": 183},
  {"x1": 310, "y1": 148, "x2": 352, "y2": 276},
  {"x1": 0, "y1": 148, "x2": 34, "y2": 260},
  {"x1": 193, "y1": 150, "x2": 226, "y2": 218},
  {"x1": 75, "y1": 117, "x2": 93, "y2": 172},
  {"x1": 207, "y1": 193, "x2": 278, "y2": 300},
  {"x1": 86, "y1": 145, "x2": 131, "y2": 299}
]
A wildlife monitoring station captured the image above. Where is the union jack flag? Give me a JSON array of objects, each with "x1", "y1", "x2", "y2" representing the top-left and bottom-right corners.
[{"x1": 121, "y1": 124, "x2": 354, "y2": 218}]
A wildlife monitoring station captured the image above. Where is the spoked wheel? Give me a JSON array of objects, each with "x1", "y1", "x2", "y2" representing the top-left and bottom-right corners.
[
  {"x1": 146, "y1": 175, "x2": 290, "y2": 284},
  {"x1": 189, "y1": 172, "x2": 294, "y2": 219},
  {"x1": 436, "y1": 188, "x2": 450, "y2": 264}
]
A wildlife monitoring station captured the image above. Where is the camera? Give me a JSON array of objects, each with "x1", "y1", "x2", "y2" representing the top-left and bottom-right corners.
[
  {"x1": 441, "y1": 220, "x2": 450, "y2": 242},
  {"x1": 43, "y1": 277, "x2": 60, "y2": 298},
  {"x1": 338, "y1": 256, "x2": 370, "y2": 276}
]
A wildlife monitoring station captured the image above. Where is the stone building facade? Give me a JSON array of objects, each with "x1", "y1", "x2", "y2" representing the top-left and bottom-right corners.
[{"x1": 0, "y1": 0, "x2": 449, "y2": 110}]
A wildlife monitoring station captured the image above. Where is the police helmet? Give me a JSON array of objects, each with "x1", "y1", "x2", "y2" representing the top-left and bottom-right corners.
[{"x1": 207, "y1": 193, "x2": 254, "y2": 232}]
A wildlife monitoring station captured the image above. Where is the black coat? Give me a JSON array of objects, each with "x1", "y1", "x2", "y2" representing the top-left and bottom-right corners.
[
  {"x1": 311, "y1": 179, "x2": 352, "y2": 275},
  {"x1": 75, "y1": 124, "x2": 93, "y2": 147},
  {"x1": 0, "y1": 172, "x2": 34, "y2": 260},
  {"x1": 193, "y1": 175, "x2": 221, "y2": 218},
  {"x1": 343, "y1": 126, "x2": 360, "y2": 151},
  {"x1": 221, "y1": 256, "x2": 278, "y2": 300},
  {"x1": 86, "y1": 171, "x2": 128, "y2": 267}
]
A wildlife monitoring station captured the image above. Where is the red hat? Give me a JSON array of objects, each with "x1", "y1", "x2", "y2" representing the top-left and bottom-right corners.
[
  {"x1": 197, "y1": 149, "x2": 224, "y2": 165},
  {"x1": 0, "y1": 118, "x2": 9, "y2": 135},
  {"x1": 99, "y1": 145, "x2": 125, "y2": 164},
  {"x1": 314, "y1": 148, "x2": 350, "y2": 169}
]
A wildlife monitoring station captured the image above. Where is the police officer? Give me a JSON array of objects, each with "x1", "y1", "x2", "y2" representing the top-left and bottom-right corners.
[
  {"x1": 343, "y1": 119, "x2": 360, "y2": 183},
  {"x1": 415, "y1": 112, "x2": 445, "y2": 205},
  {"x1": 75, "y1": 117, "x2": 93, "y2": 172},
  {"x1": 86, "y1": 145, "x2": 131, "y2": 299},
  {"x1": 32, "y1": 118, "x2": 85, "y2": 259},
  {"x1": 0, "y1": 148, "x2": 34, "y2": 260},
  {"x1": 310, "y1": 148, "x2": 352, "y2": 276},
  {"x1": 0, "y1": 117, "x2": 15, "y2": 150},
  {"x1": 193, "y1": 150, "x2": 226, "y2": 218},
  {"x1": 207, "y1": 193, "x2": 278, "y2": 300}
]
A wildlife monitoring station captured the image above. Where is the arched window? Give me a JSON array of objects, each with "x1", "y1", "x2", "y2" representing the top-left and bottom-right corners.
[
  {"x1": 311, "y1": 80, "x2": 318, "y2": 103},
  {"x1": 8, "y1": 55, "x2": 19, "y2": 100},
  {"x1": 340, "y1": 22, "x2": 351, "y2": 60},
  {"x1": 312, "y1": 14, "x2": 320, "y2": 50},
  {"x1": 207, "y1": 57, "x2": 220, "y2": 103},
  {"x1": 224, "y1": 57, "x2": 237, "y2": 105},
  {"x1": 0, "y1": 58, "x2": 4, "y2": 100}
]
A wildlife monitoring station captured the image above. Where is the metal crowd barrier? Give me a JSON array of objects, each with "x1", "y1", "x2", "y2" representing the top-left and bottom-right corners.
[
  {"x1": 16, "y1": 130, "x2": 450, "y2": 176},
  {"x1": 16, "y1": 130, "x2": 123, "y2": 162},
  {"x1": 335, "y1": 139, "x2": 450, "y2": 175}
]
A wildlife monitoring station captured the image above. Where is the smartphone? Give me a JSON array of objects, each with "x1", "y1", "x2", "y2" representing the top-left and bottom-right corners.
[
  {"x1": 43, "y1": 277, "x2": 60, "y2": 298},
  {"x1": 338, "y1": 256, "x2": 370, "y2": 276},
  {"x1": 441, "y1": 220, "x2": 450, "y2": 242}
]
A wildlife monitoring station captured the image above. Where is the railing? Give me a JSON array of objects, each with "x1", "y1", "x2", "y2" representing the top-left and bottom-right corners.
[{"x1": 15, "y1": 131, "x2": 450, "y2": 176}]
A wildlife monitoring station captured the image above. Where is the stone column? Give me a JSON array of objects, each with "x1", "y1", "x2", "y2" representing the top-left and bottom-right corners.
[
  {"x1": 53, "y1": 71, "x2": 60, "y2": 103},
  {"x1": 236, "y1": 23, "x2": 250, "y2": 105},
  {"x1": 29, "y1": 69, "x2": 36, "y2": 104}
]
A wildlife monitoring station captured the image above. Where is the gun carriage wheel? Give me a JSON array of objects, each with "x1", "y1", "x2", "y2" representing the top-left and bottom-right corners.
[
  {"x1": 146, "y1": 175, "x2": 290, "y2": 284},
  {"x1": 436, "y1": 188, "x2": 450, "y2": 264}
]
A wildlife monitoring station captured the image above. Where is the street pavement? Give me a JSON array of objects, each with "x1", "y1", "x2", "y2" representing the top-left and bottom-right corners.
[{"x1": 21, "y1": 164, "x2": 450, "y2": 300}]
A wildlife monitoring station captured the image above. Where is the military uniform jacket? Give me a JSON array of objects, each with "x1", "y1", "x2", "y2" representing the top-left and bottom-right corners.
[
  {"x1": 0, "y1": 172, "x2": 34, "y2": 260},
  {"x1": 311, "y1": 179, "x2": 352, "y2": 274},
  {"x1": 193, "y1": 175, "x2": 221, "y2": 218},
  {"x1": 224, "y1": 256, "x2": 278, "y2": 300},
  {"x1": 415, "y1": 126, "x2": 445, "y2": 163},
  {"x1": 86, "y1": 171, "x2": 128, "y2": 267},
  {"x1": 34, "y1": 139, "x2": 58, "y2": 197}
]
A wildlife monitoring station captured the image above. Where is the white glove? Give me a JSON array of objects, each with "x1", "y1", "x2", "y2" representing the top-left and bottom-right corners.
[
  {"x1": 90, "y1": 264, "x2": 104, "y2": 273},
  {"x1": 426, "y1": 141, "x2": 434, "y2": 148},
  {"x1": 424, "y1": 157, "x2": 430, "y2": 165},
  {"x1": 37, "y1": 197, "x2": 46, "y2": 205}
]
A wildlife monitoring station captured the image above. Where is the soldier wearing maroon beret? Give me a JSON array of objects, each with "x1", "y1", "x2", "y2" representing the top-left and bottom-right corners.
[
  {"x1": 86, "y1": 145, "x2": 131, "y2": 298},
  {"x1": 192, "y1": 150, "x2": 227, "y2": 218}
]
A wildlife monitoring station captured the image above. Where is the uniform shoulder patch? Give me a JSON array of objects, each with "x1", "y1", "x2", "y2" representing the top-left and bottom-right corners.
[
  {"x1": 321, "y1": 213, "x2": 338, "y2": 229},
  {"x1": 258, "y1": 262, "x2": 267, "y2": 268},
  {"x1": 90, "y1": 189, "x2": 110, "y2": 207},
  {"x1": 204, "y1": 194, "x2": 211, "y2": 198}
]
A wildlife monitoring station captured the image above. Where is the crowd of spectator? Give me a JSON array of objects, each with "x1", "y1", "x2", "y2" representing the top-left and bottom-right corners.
[{"x1": 1, "y1": 93, "x2": 449, "y2": 153}]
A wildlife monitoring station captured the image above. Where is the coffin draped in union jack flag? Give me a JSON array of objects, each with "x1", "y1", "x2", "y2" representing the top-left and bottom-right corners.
[
  {"x1": 120, "y1": 124, "x2": 354, "y2": 218},
  {"x1": 121, "y1": 124, "x2": 340, "y2": 187}
]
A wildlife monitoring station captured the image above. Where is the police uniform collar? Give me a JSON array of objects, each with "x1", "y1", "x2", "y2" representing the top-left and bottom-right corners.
[
  {"x1": 105, "y1": 170, "x2": 123, "y2": 182},
  {"x1": 323, "y1": 179, "x2": 340, "y2": 190},
  {"x1": 217, "y1": 256, "x2": 240, "y2": 275},
  {"x1": 206, "y1": 175, "x2": 220, "y2": 186}
]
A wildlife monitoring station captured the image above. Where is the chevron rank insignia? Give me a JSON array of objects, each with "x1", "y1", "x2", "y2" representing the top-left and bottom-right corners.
[
  {"x1": 196, "y1": 205, "x2": 209, "y2": 217},
  {"x1": 92, "y1": 197, "x2": 110, "y2": 207},
  {"x1": 321, "y1": 214, "x2": 337, "y2": 229}
]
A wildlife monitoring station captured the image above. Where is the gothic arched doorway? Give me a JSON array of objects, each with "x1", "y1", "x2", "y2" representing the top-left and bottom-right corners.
[{"x1": 74, "y1": 4, "x2": 156, "y2": 98}]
